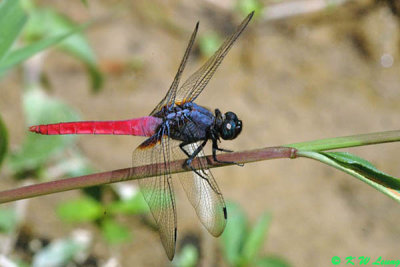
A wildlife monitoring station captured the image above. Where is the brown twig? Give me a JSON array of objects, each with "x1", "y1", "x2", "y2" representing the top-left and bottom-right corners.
[{"x1": 0, "y1": 146, "x2": 296, "y2": 204}]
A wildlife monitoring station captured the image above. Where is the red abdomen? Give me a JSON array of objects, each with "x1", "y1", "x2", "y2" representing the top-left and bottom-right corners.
[{"x1": 29, "y1": 116, "x2": 162, "y2": 137}]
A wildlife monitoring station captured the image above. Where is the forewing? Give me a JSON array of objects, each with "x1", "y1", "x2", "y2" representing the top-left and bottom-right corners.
[
  {"x1": 172, "y1": 141, "x2": 227, "y2": 236},
  {"x1": 175, "y1": 11, "x2": 254, "y2": 104},
  {"x1": 150, "y1": 23, "x2": 199, "y2": 115},
  {"x1": 132, "y1": 135, "x2": 177, "y2": 260}
]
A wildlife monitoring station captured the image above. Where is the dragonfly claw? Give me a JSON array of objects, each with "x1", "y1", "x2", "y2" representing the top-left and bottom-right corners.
[
  {"x1": 217, "y1": 148, "x2": 233, "y2": 153},
  {"x1": 213, "y1": 155, "x2": 243, "y2": 167},
  {"x1": 183, "y1": 159, "x2": 193, "y2": 169}
]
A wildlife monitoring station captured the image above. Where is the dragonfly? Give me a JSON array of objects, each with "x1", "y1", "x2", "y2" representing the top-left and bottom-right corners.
[{"x1": 29, "y1": 12, "x2": 254, "y2": 260}]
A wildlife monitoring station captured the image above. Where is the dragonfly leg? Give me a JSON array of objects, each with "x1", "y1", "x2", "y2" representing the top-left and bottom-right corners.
[
  {"x1": 212, "y1": 139, "x2": 244, "y2": 166},
  {"x1": 179, "y1": 140, "x2": 221, "y2": 194},
  {"x1": 179, "y1": 142, "x2": 192, "y2": 158},
  {"x1": 179, "y1": 140, "x2": 207, "y2": 165},
  {"x1": 215, "y1": 147, "x2": 233, "y2": 153},
  {"x1": 179, "y1": 140, "x2": 210, "y2": 179}
]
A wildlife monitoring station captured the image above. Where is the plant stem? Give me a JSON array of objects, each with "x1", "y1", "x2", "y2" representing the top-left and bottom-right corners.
[
  {"x1": 286, "y1": 130, "x2": 400, "y2": 151},
  {"x1": 0, "y1": 147, "x2": 295, "y2": 204},
  {"x1": 1, "y1": 130, "x2": 399, "y2": 204}
]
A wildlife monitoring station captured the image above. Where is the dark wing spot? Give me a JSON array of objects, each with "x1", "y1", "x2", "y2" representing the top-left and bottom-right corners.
[
  {"x1": 138, "y1": 135, "x2": 161, "y2": 149},
  {"x1": 223, "y1": 207, "x2": 227, "y2": 220},
  {"x1": 174, "y1": 227, "x2": 177, "y2": 242}
]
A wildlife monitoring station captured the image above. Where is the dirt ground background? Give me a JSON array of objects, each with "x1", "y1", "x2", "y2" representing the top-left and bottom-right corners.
[{"x1": 1, "y1": 0, "x2": 400, "y2": 266}]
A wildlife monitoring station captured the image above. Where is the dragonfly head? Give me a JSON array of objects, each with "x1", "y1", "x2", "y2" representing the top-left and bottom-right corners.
[{"x1": 219, "y1": 111, "x2": 242, "y2": 140}]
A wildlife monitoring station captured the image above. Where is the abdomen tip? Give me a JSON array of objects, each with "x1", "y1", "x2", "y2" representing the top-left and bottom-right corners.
[{"x1": 29, "y1": 126, "x2": 38, "y2": 133}]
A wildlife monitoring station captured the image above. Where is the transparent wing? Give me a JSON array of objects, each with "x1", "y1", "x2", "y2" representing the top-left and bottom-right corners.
[
  {"x1": 132, "y1": 135, "x2": 177, "y2": 260},
  {"x1": 150, "y1": 22, "x2": 199, "y2": 116},
  {"x1": 171, "y1": 140, "x2": 227, "y2": 236},
  {"x1": 175, "y1": 11, "x2": 254, "y2": 104}
]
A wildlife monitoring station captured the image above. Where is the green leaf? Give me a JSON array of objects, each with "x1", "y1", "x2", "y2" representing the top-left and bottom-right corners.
[
  {"x1": 298, "y1": 151, "x2": 400, "y2": 203},
  {"x1": 241, "y1": 212, "x2": 271, "y2": 265},
  {"x1": 236, "y1": 0, "x2": 263, "y2": 17},
  {"x1": 101, "y1": 218, "x2": 131, "y2": 244},
  {"x1": 86, "y1": 63, "x2": 103, "y2": 92},
  {"x1": 199, "y1": 33, "x2": 222, "y2": 58},
  {"x1": 221, "y1": 202, "x2": 248, "y2": 265},
  {"x1": 0, "y1": 114, "x2": 8, "y2": 168},
  {"x1": 23, "y1": 8, "x2": 103, "y2": 91},
  {"x1": 107, "y1": 193, "x2": 149, "y2": 215},
  {"x1": 255, "y1": 256, "x2": 291, "y2": 267},
  {"x1": 57, "y1": 197, "x2": 103, "y2": 223},
  {"x1": 16, "y1": 258, "x2": 30, "y2": 267},
  {"x1": 321, "y1": 152, "x2": 400, "y2": 190},
  {"x1": 0, "y1": 0, "x2": 27, "y2": 62},
  {"x1": 0, "y1": 208, "x2": 17, "y2": 233},
  {"x1": 173, "y1": 244, "x2": 199, "y2": 267},
  {"x1": 0, "y1": 24, "x2": 87, "y2": 74},
  {"x1": 81, "y1": 0, "x2": 88, "y2": 7},
  {"x1": 23, "y1": 87, "x2": 80, "y2": 126},
  {"x1": 8, "y1": 88, "x2": 79, "y2": 172}
]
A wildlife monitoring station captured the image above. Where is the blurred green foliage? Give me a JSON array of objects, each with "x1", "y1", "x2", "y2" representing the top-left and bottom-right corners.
[
  {"x1": 57, "y1": 190, "x2": 149, "y2": 245},
  {"x1": 221, "y1": 202, "x2": 290, "y2": 267},
  {"x1": 0, "y1": 0, "x2": 100, "y2": 84},
  {"x1": 0, "y1": 114, "x2": 7, "y2": 169},
  {"x1": 0, "y1": 208, "x2": 17, "y2": 233},
  {"x1": 101, "y1": 218, "x2": 131, "y2": 244},
  {"x1": 171, "y1": 201, "x2": 291, "y2": 266},
  {"x1": 0, "y1": 26, "x2": 87, "y2": 76},
  {"x1": 80, "y1": 0, "x2": 88, "y2": 7},
  {"x1": 0, "y1": 1, "x2": 106, "y2": 264},
  {"x1": 173, "y1": 244, "x2": 199, "y2": 267},
  {"x1": 199, "y1": 33, "x2": 222, "y2": 58},
  {"x1": 22, "y1": 0, "x2": 103, "y2": 92},
  {"x1": 8, "y1": 88, "x2": 79, "y2": 173},
  {"x1": 57, "y1": 197, "x2": 104, "y2": 223},
  {"x1": 236, "y1": 0, "x2": 263, "y2": 17},
  {"x1": 0, "y1": 0, "x2": 98, "y2": 179},
  {"x1": 222, "y1": 202, "x2": 247, "y2": 264},
  {"x1": 0, "y1": 0, "x2": 27, "y2": 62},
  {"x1": 107, "y1": 192, "x2": 149, "y2": 215},
  {"x1": 0, "y1": 0, "x2": 147, "y2": 250},
  {"x1": 0, "y1": 0, "x2": 104, "y2": 178}
]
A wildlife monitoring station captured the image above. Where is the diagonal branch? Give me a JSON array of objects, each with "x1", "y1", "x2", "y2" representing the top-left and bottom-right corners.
[
  {"x1": 2, "y1": 130, "x2": 398, "y2": 204},
  {"x1": 0, "y1": 146, "x2": 296, "y2": 204}
]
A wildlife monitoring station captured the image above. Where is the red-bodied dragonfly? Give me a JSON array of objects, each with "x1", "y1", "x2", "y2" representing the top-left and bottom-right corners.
[{"x1": 29, "y1": 12, "x2": 254, "y2": 260}]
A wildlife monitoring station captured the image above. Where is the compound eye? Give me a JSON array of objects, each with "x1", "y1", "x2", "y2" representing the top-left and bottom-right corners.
[
  {"x1": 236, "y1": 120, "x2": 242, "y2": 132},
  {"x1": 220, "y1": 112, "x2": 242, "y2": 140},
  {"x1": 221, "y1": 120, "x2": 236, "y2": 140}
]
